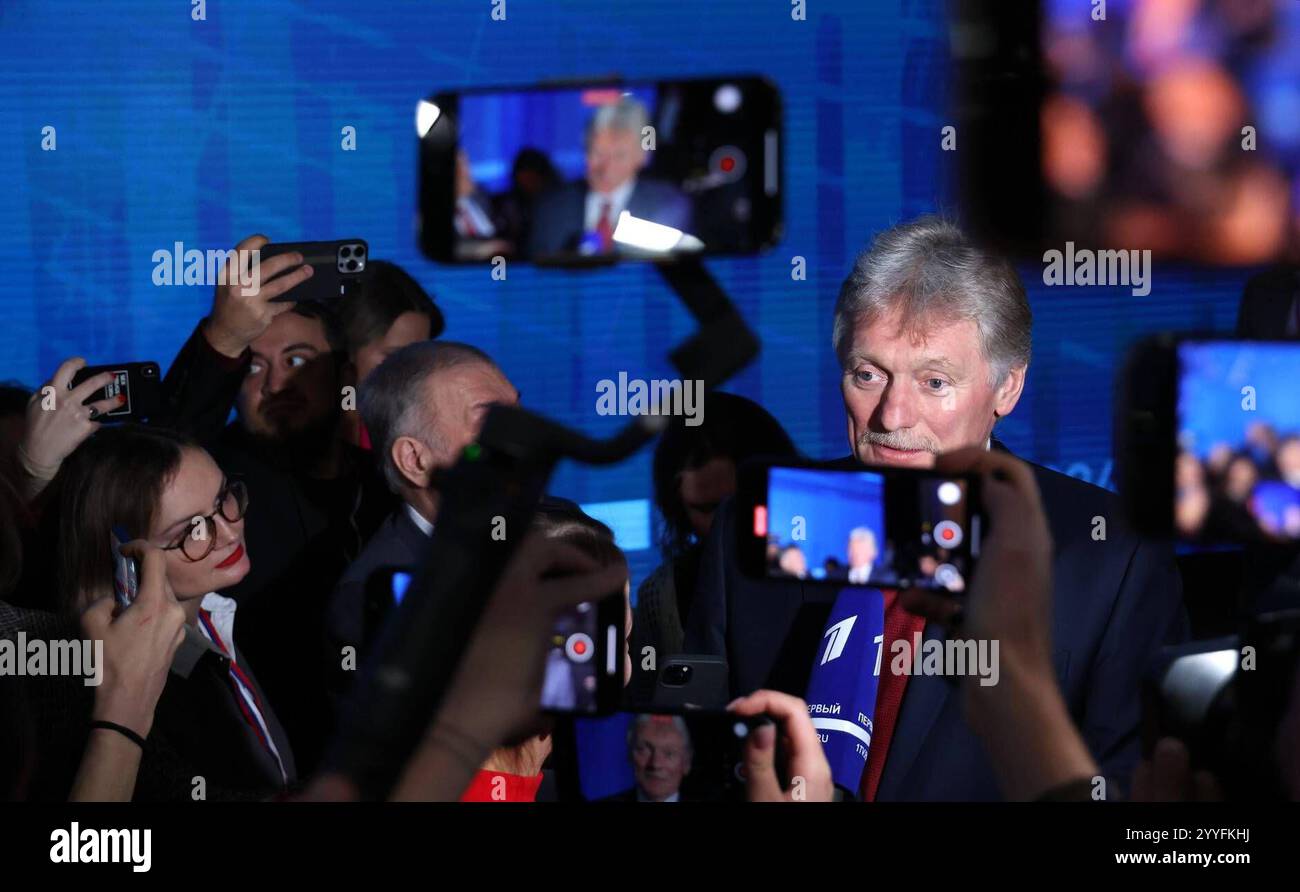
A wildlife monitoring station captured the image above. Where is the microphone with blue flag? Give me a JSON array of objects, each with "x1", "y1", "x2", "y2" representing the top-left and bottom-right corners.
[{"x1": 804, "y1": 587, "x2": 886, "y2": 799}]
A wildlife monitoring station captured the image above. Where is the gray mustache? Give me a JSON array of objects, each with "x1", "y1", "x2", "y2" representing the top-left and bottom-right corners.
[{"x1": 858, "y1": 431, "x2": 939, "y2": 452}]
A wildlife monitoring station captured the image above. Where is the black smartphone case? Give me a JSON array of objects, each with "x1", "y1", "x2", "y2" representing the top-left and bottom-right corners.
[
  {"x1": 261, "y1": 239, "x2": 369, "y2": 303},
  {"x1": 70, "y1": 361, "x2": 161, "y2": 421}
]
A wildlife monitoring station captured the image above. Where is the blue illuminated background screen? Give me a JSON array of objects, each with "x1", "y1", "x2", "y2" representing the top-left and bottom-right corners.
[{"x1": 0, "y1": 0, "x2": 1256, "y2": 589}]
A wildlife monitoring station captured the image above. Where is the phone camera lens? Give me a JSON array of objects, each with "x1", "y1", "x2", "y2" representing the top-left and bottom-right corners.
[
  {"x1": 663, "y1": 664, "x2": 693, "y2": 686},
  {"x1": 346, "y1": 259, "x2": 358, "y2": 271},
  {"x1": 340, "y1": 246, "x2": 352, "y2": 258}
]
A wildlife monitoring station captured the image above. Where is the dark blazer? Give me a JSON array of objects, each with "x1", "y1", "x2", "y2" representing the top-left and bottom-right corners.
[
  {"x1": 327, "y1": 506, "x2": 431, "y2": 658},
  {"x1": 527, "y1": 178, "x2": 693, "y2": 256},
  {"x1": 1, "y1": 601, "x2": 295, "y2": 801},
  {"x1": 133, "y1": 622, "x2": 297, "y2": 802},
  {"x1": 683, "y1": 452, "x2": 1190, "y2": 801},
  {"x1": 1236, "y1": 266, "x2": 1300, "y2": 338}
]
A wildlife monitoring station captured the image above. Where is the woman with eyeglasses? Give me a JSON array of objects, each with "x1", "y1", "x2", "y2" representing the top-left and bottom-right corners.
[{"x1": 49, "y1": 424, "x2": 295, "y2": 800}]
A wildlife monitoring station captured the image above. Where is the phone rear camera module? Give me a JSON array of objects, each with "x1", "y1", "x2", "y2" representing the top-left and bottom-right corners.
[{"x1": 663, "y1": 664, "x2": 693, "y2": 686}]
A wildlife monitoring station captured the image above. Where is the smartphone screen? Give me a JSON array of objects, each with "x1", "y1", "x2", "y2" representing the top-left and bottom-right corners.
[
  {"x1": 368, "y1": 566, "x2": 625, "y2": 714},
  {"x1": 562, "y1": 710, "x2": 753, "y2": 802},
  {"x1": 1175, "y1": 340, "x2": 1300, "y2": 543},
  {"x1": 540, "y1": 591, "x2": 624, "y2": 715},
  {"x1": 738, "y1": 462, "x2": 981, "y2": 592},
  {"x1": 419, "y1": 75, "x2": 781, "y2": 264}
]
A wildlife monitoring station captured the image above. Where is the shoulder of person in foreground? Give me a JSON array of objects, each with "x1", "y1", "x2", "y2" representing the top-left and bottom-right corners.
[{"x1": 1021, "y1": 457, "x2": 1189, "y2": 794}]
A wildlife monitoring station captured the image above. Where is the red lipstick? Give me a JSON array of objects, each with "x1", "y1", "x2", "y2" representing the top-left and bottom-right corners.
[{"x1": 215, "y1": 543, "x2": 245, "y2": 569}]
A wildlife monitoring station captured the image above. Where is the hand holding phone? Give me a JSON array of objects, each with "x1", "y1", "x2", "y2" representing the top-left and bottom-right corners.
[
  {"x1": 69, "y1": 362, "x2": 160, "y2": 423},
  {"x1": 365, "y1": 564, "x2": 626, "y2": 717},
  {"x1": 203, "y1": 233, "x2": 312, "y2": 357},
  {"x1": 901, "y1": 448, "x2": 1052, "y2": 659},
  {"x1": 260, "y1": 239, "x2": 368, "y2": 304},
  {"x1": 728, "y1": 689, "x2": 834, "y2": 802},
  {"x1": 80, "y1": 540, "x2": 187, "y2": 740},
  {"x1": 16, "y1": 358, "x2": 120, "y2": 495},
  {"x1": 896, "y1": 447, "x2": 1094, "y2": 802},
  {"x1": 433, "y1": 533, "x2": 629, "y2": 746}
]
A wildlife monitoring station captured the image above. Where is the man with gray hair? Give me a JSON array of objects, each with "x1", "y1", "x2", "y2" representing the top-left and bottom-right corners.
[
  {"x1": 845, "y1": 527, "x2": 877, "y2": 585},
  {"x1": 528, "y1": 95, "x2": 692, "y2": 257},
  {"x1": 601, "y1": 714, "x2": 694, "y2": 802},
  {"x1": 685, "y1": 215, "x2": 1188, "y2": 801},
  {"x1": 327, "y1": 340, "x2": 518, "y2": 655}
]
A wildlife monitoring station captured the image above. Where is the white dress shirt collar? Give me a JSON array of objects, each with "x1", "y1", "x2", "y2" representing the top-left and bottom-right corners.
[
  {"x1": 584, "y1": 177, "x2": 638, "y2": 233},
  {"x1": 404, "y1": 502, "x2": 435, "y2": 538}
]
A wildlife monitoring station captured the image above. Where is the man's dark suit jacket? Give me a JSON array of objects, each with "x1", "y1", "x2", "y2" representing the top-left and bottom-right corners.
[
  {"x1": 1236, "y1": 266, "x2": 1300, "y2": 338},
  {"x1": 683, "y1": 452, "x2": 1190, "y2": 801},
  {"x1": 327, "y1": 505, "x2": 431, "y2": 661},
  {"x1": 527, "y1": 178, "x2": 693, "y2": 256}
]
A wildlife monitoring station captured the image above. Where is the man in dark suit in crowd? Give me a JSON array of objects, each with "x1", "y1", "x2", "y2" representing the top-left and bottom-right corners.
[
  {"x1": 527, "y1": 96, "x2": 692, "y2": 258},
  {"x1": 684, "y1": 216, "x2": 1189, "y2": 801},
  {"x1": 327, "y1": 341, "x2": 517, "y2": 661},
  {"x1": 1236, "y1": 265, "x2": 1300, "y2": 338}
]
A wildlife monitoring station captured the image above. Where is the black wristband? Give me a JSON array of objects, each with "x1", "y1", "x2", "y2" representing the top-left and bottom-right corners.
[{"x1": 91, "y1": 720, "x2": 147, "y2": 749}]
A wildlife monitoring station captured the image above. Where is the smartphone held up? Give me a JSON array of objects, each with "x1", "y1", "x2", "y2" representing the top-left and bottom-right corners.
[{"x1": 734, "y1": 459, "x2": 983, "y2": 594}]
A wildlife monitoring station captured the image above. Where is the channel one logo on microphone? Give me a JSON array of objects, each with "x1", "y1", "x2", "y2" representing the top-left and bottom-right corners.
[{"x1": 804, "y1": 587, "x2": 885, "y2": 794}]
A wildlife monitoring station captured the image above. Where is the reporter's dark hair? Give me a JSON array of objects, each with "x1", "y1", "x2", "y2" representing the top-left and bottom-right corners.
[
  {"x1": 531, "y1": 499, "x2": 624, "y2": 570},
  {"x1": 337, "y1": 261, "x2": 445, "y2": 362},
  {"x1": 652, "y1": 392, "x2": 798, "y2": 557},
  {"x1": 48, "y1": 424, "x2": 198, "y2": 615},
  {"x1": 288, "y1": 299, "x2": 346, "y2": 355}
]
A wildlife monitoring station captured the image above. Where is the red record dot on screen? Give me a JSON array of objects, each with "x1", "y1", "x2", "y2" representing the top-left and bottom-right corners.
[
  {"x1": 941, "y1": 528, "x2": 954, "y2": 541},
  {"x1": 720, "y1": 156, "x2": 735, "y2": 172},
  {"x1": 573, "y1": 640, "x2": 587, "y2": 655}
]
